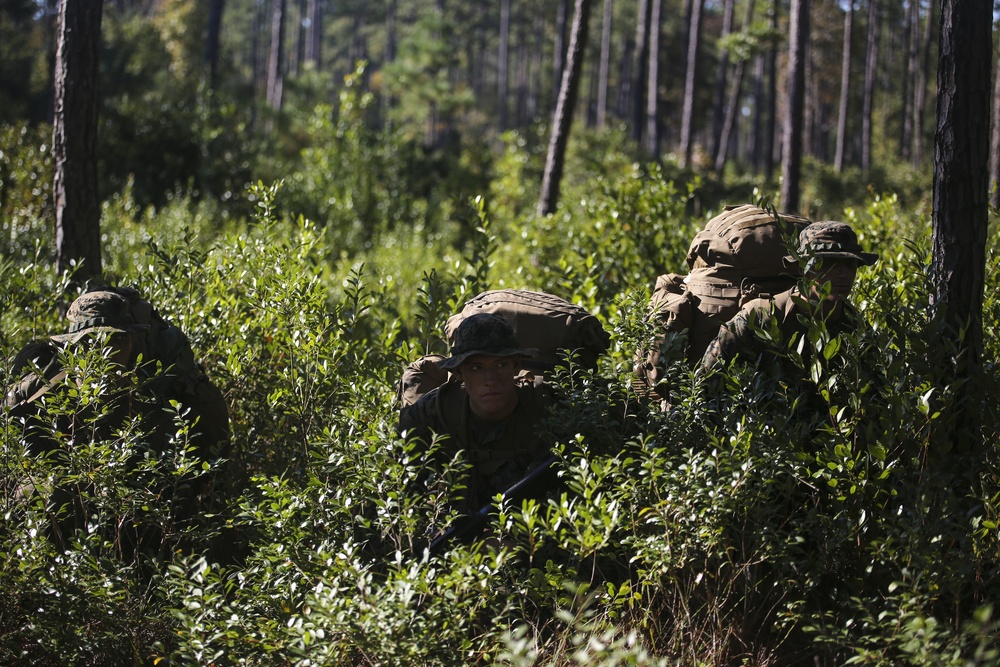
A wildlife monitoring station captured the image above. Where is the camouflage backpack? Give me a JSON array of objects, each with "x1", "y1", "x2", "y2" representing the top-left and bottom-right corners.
[
  {"x1": 636, "y1": 204, "x2": 810, "y2": 399},
  {"x1": 397, "y1": 289, "x2": 611, "y2": 408}
]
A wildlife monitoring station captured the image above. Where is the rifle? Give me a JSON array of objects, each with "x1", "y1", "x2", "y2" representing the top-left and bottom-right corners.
[{"x1": 428, "y1": 453, "x2": 561, "y2": 554}]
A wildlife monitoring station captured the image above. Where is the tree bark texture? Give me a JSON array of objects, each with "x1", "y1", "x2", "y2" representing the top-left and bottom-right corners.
[
  {"x1": 931, "y1": 0, "x2": 991, "y2": 366},
  {"x1": 54, "y1": 0, "x2": 104, "y2": 283},
  {"x1": 596, "y1": 0, "x2": 612, "y2": 128},
  {"x1": 779, "y1": 0, "x2": 808, "y2": 213},
  {"x1": 644, "y1": 0, "x2": 663, "y2": 155},
  {"x1": 834, "y1": 0, "x2": 853, "y2": 172},
  {"x1": 861, "y1": 0, "x2": 879, "y2": 172},
  {"x1": 266, "y1": 0, "x2": 286, "y2": 112},
  {"x1": 679, "y1": 0, "x2": 704, "y2": 167},
  {"x1": 537, "y1": 0, "x2": 593, "y2": 217},
  {"x1": 990, "y1": 49, "x2": 1000, "y2": 210}
]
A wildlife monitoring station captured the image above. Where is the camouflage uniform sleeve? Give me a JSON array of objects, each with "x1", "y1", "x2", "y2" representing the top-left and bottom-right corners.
[
  {"x1": 398, "y1": 386, "x2": 443, "y2": 446},
  {"x1": 698, "y1": 305, "x2": 762, "y2": 372}
]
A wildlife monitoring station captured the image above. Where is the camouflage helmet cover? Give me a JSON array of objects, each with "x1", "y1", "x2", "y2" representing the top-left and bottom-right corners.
[
  {"x1": 785, "y1": 221, "x2": 878, "y2": 268},
  {"x1": 51, "y1": 290, "x2": 148, "y2": 344},
  {"x1": 436, "y1": 313, "x2": 538, "y2": 370}
]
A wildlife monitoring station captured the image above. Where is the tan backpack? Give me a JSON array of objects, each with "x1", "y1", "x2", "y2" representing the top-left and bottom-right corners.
[
  {"x1": 636, "y1": 204, "x2": 810, "y2": 399},
  {"x1": 398, "y1": 289, "x2": 610, "y2": 408}
]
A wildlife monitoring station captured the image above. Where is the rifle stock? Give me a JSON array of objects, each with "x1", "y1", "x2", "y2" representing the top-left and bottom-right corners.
[{"x1": 428, "y1": 453, "x2": 560, "y2": 554}]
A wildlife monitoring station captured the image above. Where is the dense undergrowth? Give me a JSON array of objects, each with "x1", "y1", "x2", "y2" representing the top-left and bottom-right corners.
[{"x1": 2, "y1": 116, "x2": 999, "y2": 665}]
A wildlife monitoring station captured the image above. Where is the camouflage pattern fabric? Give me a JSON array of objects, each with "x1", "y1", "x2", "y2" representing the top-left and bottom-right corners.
[{"x1": 398, "y1": 375, "x2": 555, "y2": 511}]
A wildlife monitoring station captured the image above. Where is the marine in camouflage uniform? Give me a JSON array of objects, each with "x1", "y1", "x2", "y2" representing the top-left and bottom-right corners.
[
  {"x1": 700, "y1": 221, "x2": 878, "y2": 375},
  {"x1": 398, "y1": 313, "x2": 558, "y2": 512},
  {"x1": 6, "y1": 289, "x2": 229, "y2": 554}
]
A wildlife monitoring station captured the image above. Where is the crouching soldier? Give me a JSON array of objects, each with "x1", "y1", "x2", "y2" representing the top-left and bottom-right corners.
[{"x1": 6, "y1": 288, "x2": 229, "y2": 559}]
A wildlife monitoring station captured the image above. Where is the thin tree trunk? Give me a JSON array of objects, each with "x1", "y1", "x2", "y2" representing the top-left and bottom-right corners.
[
  {"x1": 554, "y1": 0, "x2": 570, "y2": 107},
  {"x1": 631, "y1": 0, "x2": 651, "y2": 144},
  {"x1": 991, "y1": 50, "x2": 1000, "y2": 209},
  {"x1": 596, "y1": 0, "x2": 613, "y2": 128},
  {"x1": 711, "y1": 0, "x2": 735, "y2": 161},
  {"x1": 679, "y1": 0, "x2": 705, "y2": 167},
  {"x1": 54, "y1": 0, "x2": 104, "y2": 284},
  {"x1": 385, "y1": 0, "x2": 397, "y2": 64},
  {"x1": 779, "y1": 0, "x2": 808, "y2": 212},
  {"x1": 751, "y1": 50, "x2": 764, "y2": 170},
  {"x1": 305, "y1": 0, "x2": 321, "y2": 66},
  {"x1": 715, "y1": 0, "x2": 755, "y2": 175},
  {"x1": 861, "y1": 0, "x2": 879, "y2": 172},
  {"x1": 266, "y1": 0, "x2": 286, "y2": 112},
  {"x1": 538, "y1": 0, "x2": 593, "y2": 216},
  {"x1": 764, "y1": 0, "x2": 777, "y2": 179},
  {"x1": 499, "y1": 0, "x2": 511, "y2": 129},
  {"x1": 834, "y1": 0, "x2": 853, "y2": 172},
  {"x1": 900, "y1": 0, "x2": 918, "y2": 160},
  {"x1": 913, "y1": 0, "x2": 935, "y2": 166},
  {"x1": 644, "y1": 0, "x2": 663, "y2": 155},
  {"x1": 205, "y1": 0, "x2": 225, "y2": 90}
]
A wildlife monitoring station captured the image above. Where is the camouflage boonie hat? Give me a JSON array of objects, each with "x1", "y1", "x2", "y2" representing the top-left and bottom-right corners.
[
  {"x1": 785, "y1": 221, "x2": 878, "y2": 268},
  {"x1": 51, "y1": 290, "x2": 148, "y2": 345},
  {"x1": 436, "y1": 313, "x2": 538, "y2": 370}
]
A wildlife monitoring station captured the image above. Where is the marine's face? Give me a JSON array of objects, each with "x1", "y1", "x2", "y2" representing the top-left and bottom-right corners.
[
  {"x1": 807, "y1": 258, "x2": 858, "y2": 302},
  {"x1": 454, "y1": 354, "x2": 521, "y2": 421}
]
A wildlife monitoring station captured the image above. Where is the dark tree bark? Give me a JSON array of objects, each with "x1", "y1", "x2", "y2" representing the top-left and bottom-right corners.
[
  {"x1": 912, "y1": 0, "x2": 935, "y2": 166},
  {"x1": 779, "y1": 0, "x2": 808, "y2": 212},
  {"x1": 711, "y1": 0, "x2": 735, "y2": 161},
  {"x1": 537, "y1": 0, "x2": 593, "y2": 217},
  {"x1": 205, "y1": 0, "x2": 225, "y2": 90},
  {"x1": 990, "y1": 49, "x2": 1000, "y2": 210},
  {"x1": 499, "y1": 0, "x2": 511, "y2": 129},
  {"x1": 764, "y1": 0, "x2": 778, "y2": 179},
  {"x1": 715, "y1": 0, "x2": 755, "y2": 174},
  {"x1": 834, "y1": 0, "x2": 853, "y2": 172},
  {"x1": 554, "y1": 0, "x2": 570, "y2": 107},
  {"x1": 644, "y1": 0, "x2": 663, "y2": 155},
  {"x1": 861, "y1": 0, "x2": 879, "y2": 172},
  {"x1": 930, "y1": 0, "x2": 991, "y2": 478},
  {"x1": 932, "y1": 0, "x2": 992, "y2": 366},
  {"x1": 596, "y1": 0, "x2": 612, "y2": 127},
  {"x1": 631, "y1": 0, "x2": 651, "y2": 144},
  {"x1": 679, "y1": 0, "x2": 704, "y2": 167},
  {"x1": 385, "y1": 0, "x2": 397, "y2": 64},
  {"x1": 900, "y1": 0, "x2": 918, "y2": 160},
  {"x1": 266, "y1": 0, "x2": 286, "y2": 112},
  {"x1": 54, "y1": 0, "x2": 103, "y2": 284},
  {"x1": 305, "y1": 0, "x2": 321, "y2": 66}
]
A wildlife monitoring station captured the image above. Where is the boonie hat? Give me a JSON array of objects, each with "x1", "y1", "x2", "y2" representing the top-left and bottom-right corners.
[
  {"x1": 51, "y1": 291, "x2": 148, "y2": 345},
  {"x1": 436, "y1": 313, "x2": 537, "y2": 370},
  {"x1": 785, "y1": 221, "x2": 878, "y2": 268}
]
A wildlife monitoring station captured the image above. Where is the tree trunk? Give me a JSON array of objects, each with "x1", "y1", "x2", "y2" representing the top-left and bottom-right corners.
[
  {"x1": 554, "y1": 0, "x2": 570, "y2": 108},
  {"x1": 644, "y1": 0, "x2": 663, "y2": 155},
  {"x1": 596, "y1": 0, "x2": 612, "y2": 128},
  {"x1": 266, "y1": 0, "x2": 286, "y2": 112},
  {"x1": 499, "y1": 0, "x2": 511, "y2": 129},
  {"x1": 764, "y1": 0, "x2": 777, "y2": 179},
  {"x1": 711, "y1": 0, "x2": 735, "y2": 162},
  {"x1": 54, "y1": 0, "x2": 104, "y2": 284},
  {"x1": 990, "y1": 49, "x2": 1000, "y2": 209},
  {"x1": 631, "y1": 0, "x2": 650, "y2": 144},
  {"x1": 205, "y1": 0, "x2": 225, "y2": 90},
  {"x1": 385, "y1": 0, "x2": 397, "y2": 64},
  {"x1": 305, "y1": 0, "x2": 321, "y2": 66},
  {"x1": 751, "y1": 50, "x2": 764, "y2": 170},
  {"x1": 930, "y1": 0, "x2": 991, "y2": 471},
  {"x1": 834, "y1": 0, "x2": 853, "y2": 172},
  {"x1": 899, "y1": 0, "x2": 918, "y2": 160},
  {"x1": 537, "y1": 0, "x2": 593, "y2": 217},
  {"x1": 861, "y1": 0, "x2": 878, "y2": 172},
  {"x1": 679, "y1": 0, "x2": 705, "y2": 167},
  {"x1": 779, "y1": 0, "x2": 808, "y2": 212},
  {"x1": 715, "y1": 0, "x2": 755, "y2": 174},
  {"x1": 913, "y1": 0, "x2": 935, "y2": 166}
]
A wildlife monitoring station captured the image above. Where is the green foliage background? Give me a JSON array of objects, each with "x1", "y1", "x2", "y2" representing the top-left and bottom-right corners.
[{"x1": 1, "y1": 3, "x2": 999, "y2": 664}]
